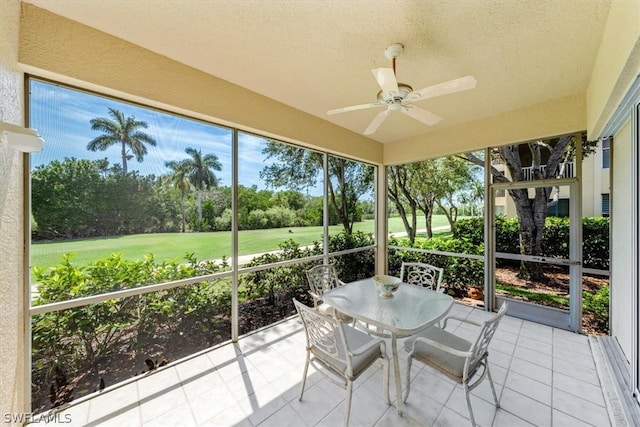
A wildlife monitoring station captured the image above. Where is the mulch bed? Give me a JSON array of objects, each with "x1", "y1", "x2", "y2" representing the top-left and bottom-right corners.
[{"x1": 492, "y1": 265, "x2": 608, "y2": 335}]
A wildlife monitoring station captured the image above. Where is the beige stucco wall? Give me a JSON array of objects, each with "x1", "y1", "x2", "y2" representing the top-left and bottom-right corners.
[
  {"x1": 17, "y1": 3, "x2": 383, "y2": 166},
  {"x1": 579, "y1": 151, "x2": 609, "y2": 219},
  {"x1": 0, "y1": 0, "x2": 28, "y2": 422},
  {"x1": 587, "y1": 0, "x2": 640, "y2": 138}
]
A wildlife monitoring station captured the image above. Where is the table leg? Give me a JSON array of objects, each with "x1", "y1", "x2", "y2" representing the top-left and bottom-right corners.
[{"x1": 391, "y1": 332, "x2": 403, "y2": 415}]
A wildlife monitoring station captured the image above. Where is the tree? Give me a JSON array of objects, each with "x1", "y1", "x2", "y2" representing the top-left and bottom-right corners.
[
  {"x1": 387, "y1": 164, "x2": 419, "y2": 243},
  {"x1": 407, "y1": 162, "x2": 440, "y2": 238},
  {"x1": 182, "y1": 147, "x2": 222, "y2": 231},
  {"x1": 432, "y1": 156, "x2": 476, "y2": 234},
  {"x1": 458, "y1": 179, "x2": 484, "y2": 216},
  {"x1": 32, "y1": 158, "x2": 104, "y2": 239},
  {"x1": 388, "y1": 157, "x2": 477, "y2": 242},
  {"x1": 465, "y1": 134, "x2": 597, "y2": 281},
  {"x1": 87, "y1": 108, "x2": 157, "y2": 174},
  {"x1": 260, "y1": 141, "x2": 373, "y2": 234},
  {"x1": 164, "y1": 160, "x2": 191, "y2": 232},
  {"x1": 32, "y1": 158, "x2": 165, "y2": 239},
  {"x1": 238, "y1": 185, "x2": 275, "y2": 230}
]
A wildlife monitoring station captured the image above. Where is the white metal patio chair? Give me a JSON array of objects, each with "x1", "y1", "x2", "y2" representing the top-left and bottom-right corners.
[
  {"x1": 293, "y1": 299, "x2": 390, "y2": 427},
  {"x1": 403, "y1": 302, "x2": 509, "y2": 427},
  {"x1": 400, "y1": 261, "x2": 445, "y2": 293},
  {"x1": 305, "y1": 264, "x2": 352, "y2": 322}
]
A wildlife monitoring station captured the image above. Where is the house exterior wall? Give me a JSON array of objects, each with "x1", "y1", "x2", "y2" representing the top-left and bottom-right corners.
[
  {"x1": 581, "y1": 144, "x2": 611, "y2": 218},
  {"x1": 582, "y1": 153, "x2": 600, "y2": 218},
  {"x1": 0, "y1": 0, "x2": 29, "y2": 423}
]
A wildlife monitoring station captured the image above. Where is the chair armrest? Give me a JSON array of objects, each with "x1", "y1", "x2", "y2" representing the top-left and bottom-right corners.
[
  {"x1": 442, "y1": 315, "x2": 482, "y2": 329},
  {"x1": 308, "y1": 290, "x2": 322, "y2": 302},
  {"x1": 410, "y1": 336, "x2": 471, "y2": 359}
]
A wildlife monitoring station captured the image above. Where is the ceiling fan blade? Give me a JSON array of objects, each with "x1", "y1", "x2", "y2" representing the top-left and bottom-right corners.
[
  {"x1": 363, "y1": 109, "x2": 390, "y2": 135},
  {"x1": 372, "y1": 68, "x2": 399, "y2": 95},
  {"x1": 327, "y1": 102, "x2": 385, "y2": 115},
  {"x1": 401, "y1": 105, "x2": 442, "y2": 126},
  {"x1": 406, "y1": 75, "x2": 477, "y2": 102}
]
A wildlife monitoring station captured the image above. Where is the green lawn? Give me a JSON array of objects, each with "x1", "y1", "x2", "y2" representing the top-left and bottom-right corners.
[{"x1": 31, "y1": 215, "x2": 454, "y2": 272}]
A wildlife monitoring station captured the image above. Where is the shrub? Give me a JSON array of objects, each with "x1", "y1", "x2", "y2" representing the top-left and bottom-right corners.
[
  {"x1": 241, "y1": 231, "x2": 375, "y2": 301},
  {"x1": 583, "y1": 284, "x2": 609, "y2": 333},
  {"x1": 242, "y1": 239, "x2": 319, "y2": 304},
  {"x1": 583, "y1": 217, "x2": 610, "y2": 270},
  {"x1": 328, "y1": 231, "x2": 375, "y2": 282},
  {"x1": 32, "y1": 252, "x2": 230, "y2": 407},
  {"x1": 455, "y1": 216, "x2": 609, "y2": 269},
  {"x1": 388, "y1": 236, "x2": 484, "y2": 295},
  {"x1": 452, "y1": 216, "x2": 484, "y2": 245}
]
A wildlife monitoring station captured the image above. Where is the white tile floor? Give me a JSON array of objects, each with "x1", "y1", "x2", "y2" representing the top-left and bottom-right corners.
[{"x1": 42, "y1": 303, "x2": 618, "y2": 426}]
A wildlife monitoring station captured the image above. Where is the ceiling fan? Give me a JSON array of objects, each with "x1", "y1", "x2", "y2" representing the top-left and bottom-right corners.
[{"x1": 327, "y1": 43, "x2": 477, "y2": 135}]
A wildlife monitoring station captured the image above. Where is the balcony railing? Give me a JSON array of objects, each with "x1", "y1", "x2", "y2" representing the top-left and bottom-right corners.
[{"x1": 521, "y1": 161, "x2": 574, "y2": 181}]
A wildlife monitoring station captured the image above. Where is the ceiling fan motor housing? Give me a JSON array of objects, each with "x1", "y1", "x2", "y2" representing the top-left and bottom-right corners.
[{"x1": 377, "y1": 82, "x2": 413, "y2": 108}]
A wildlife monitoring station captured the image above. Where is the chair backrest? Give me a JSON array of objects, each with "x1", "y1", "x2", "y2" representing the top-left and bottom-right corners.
[
  {"x1": 465, "y1": 302, "x2": 508, "y2": 379},
  {"x1": 400, "y1": 262, "x2": 444, "y2": 291},
  {"x1": 293, "y1": 298, "x2": 349, "y2": 368},
  {"x1": 306, "y1": 264, "x2": 342, "y2": 298}
]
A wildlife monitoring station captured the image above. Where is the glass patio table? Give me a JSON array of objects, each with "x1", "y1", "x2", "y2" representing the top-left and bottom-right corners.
[{"x1": 323, "y1": 277, "x2": 453, "y2": 415}]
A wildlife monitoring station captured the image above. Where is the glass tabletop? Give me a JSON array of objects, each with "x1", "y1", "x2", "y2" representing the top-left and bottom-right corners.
[{"x1": 323, "y1": 277, "x2": 453, "y2": 336}]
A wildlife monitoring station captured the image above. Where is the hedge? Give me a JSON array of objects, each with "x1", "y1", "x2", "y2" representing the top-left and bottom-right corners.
[{"x1": 454, "y1": 215, "x2": 609, "y2": 270}]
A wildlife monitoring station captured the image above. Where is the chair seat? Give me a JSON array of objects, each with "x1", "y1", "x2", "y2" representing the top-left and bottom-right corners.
[
  {"x1": 314, "y1": 325, "x2": 383, "y2": 378},
  {"x1": 403, "y1": 326, "x2": 472, "y2": 382}
]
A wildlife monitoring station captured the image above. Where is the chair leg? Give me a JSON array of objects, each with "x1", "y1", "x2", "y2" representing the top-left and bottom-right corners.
[
  {"x1": 464, "y1": 382, "x2": 476, "y2": 427},
  {"x1": 299, "y1": 350, "x2": 310, "y2": 401},
  {"x1": 403, "y1": 356, "x2": 412, "y2": 402},
  {"x1": 382, "y1": 356, "x2": 390, "y2": 404},
  {"x1": 486, "y1": 363, "x2": 500, "y2": 408},
  {"x1": 344, "y1": 380, "x2": 353, "y2": 427}
]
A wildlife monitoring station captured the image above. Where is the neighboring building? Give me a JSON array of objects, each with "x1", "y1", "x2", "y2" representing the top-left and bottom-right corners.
[{"x1": 493, "y1": 140, "x2": 611, "y2": 218}]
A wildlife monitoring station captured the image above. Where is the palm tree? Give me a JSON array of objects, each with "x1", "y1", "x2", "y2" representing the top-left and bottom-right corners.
[
  {"x1": 164, "y1": 160, "x2": 191, "y2": 232},
  {"x1": 87, "y1": 108, "x2": 157, "y2": 173},
  {"x1": 183, "y1": 147, "x2": 222, "y2": 230}
]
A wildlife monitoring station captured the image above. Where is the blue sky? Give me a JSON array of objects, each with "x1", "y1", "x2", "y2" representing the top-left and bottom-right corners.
[{"x1": 29, "y1": 79, "x2": 322, "y2": 193}]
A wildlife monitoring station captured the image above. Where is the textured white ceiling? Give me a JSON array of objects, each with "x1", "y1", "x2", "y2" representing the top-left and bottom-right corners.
[{"x1": 24, "y1": 0, "x2": 611, "y2": 144}]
